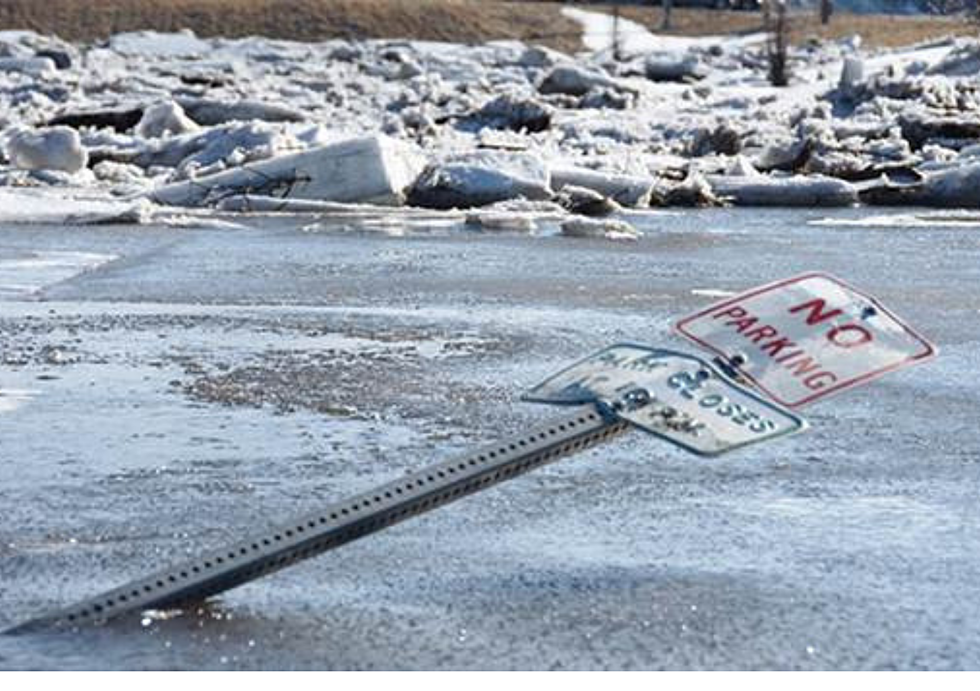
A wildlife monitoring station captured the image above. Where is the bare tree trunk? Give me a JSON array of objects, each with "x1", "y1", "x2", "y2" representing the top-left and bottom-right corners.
[
  {"x1": 662, "y1": 0, "x2": 674, "y2": 31},
  {"x1": 820, "y1": 0, "x2": 833, "y2": 25},
  {"x1": 613, "y1": 4, "x2": 623, "y2": 61},
  {"x1": 765, "y1": 0, "x2": 789, "y2": 87}
]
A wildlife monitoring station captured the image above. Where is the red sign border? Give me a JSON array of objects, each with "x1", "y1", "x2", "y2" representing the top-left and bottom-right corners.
[{"x1": 674, "y1": 271, "x2": 938, "y2": 408}]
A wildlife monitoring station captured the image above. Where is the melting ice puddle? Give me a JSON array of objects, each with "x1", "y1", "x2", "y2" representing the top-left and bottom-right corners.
[
  {"x1": 0, "y1": 388, "x2": 39, "y2": 413},
  {"x1": 691, "y1": 288, "x2": 736, "y2": 298},
  {"x1": 0, "y1": 250, "x2": 117, "y2": 297}
]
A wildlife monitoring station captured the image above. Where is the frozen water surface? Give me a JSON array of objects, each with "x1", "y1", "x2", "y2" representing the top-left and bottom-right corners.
[{"x1": 0, "y1": 208, "x2": 979, "y2": 669}]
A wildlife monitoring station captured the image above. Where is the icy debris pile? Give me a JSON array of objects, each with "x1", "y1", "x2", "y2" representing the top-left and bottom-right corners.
[{"x1": 2, "y1": 18, "x2": 980, "y2": 228}]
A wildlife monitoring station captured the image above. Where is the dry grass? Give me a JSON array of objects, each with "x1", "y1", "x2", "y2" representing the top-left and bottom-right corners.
[
  {"x1": 0, "y1": 0, "x2": 970, "y2": 51},
  {"x1": 0, "y1": 0, "x2": 584, "y2": 51}
]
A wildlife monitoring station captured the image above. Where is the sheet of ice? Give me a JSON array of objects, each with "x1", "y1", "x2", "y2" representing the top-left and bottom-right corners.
[
  {"x1": 691, "y1": 288, "x2": 737, "y2": 298},
  {"x1": 810, "y1": 212, "x2": 980, "y2": 228},
  {"x1": 0, "y1": 249, "x2": 117, "y2": 297},
  {"x1": 0, "y1": 189, "x2": 143, "y2": 225}
]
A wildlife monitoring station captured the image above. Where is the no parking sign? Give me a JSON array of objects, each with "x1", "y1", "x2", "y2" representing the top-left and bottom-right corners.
[{"x1": 675, "y1": 273, "x2": 937, "y2": 408}]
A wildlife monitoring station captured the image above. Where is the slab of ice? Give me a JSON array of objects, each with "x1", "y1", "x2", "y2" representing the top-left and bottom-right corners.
[
  {"x1": 707, "y1": 175, "x2": 858, "y2": 207},
  {"x1": 550, "y1": 165, "x2": 652, "y2": 208},
  {"x1": 150, "y1": 135, "x2": 425, "y2": 207},
  {"x1": 560, "y1": 216, "x2": 639, "y2": 240},
  {"x1": 175, "y1": 97, "x2": 306, "y2": 126},
  {"x1": 0, "y1": 189, "x2": 143, "y2": 224},
  {"x1": 408, "y1": 151, "x2": 551, "y2": 209},
  {"x1": 0, "y1": 56, "x2": 56, "y2": 76},
  {"x1": 915, "y1": 163, "x2": 980, "y2": 208}
]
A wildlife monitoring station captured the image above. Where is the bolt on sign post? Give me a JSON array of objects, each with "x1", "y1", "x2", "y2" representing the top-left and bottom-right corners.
[{"x1": 4, "y1": 274, "x2": 935, "y2": 634}]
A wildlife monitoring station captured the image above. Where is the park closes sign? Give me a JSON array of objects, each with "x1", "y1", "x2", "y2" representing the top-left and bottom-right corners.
[{"x1": 675, "y1": 273, "x2": 937, "y2": 408}]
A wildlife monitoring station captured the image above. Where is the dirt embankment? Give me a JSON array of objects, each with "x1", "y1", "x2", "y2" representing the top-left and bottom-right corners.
[{"x1": 0, "y1": 0, "x2": 970, "y2": 50}]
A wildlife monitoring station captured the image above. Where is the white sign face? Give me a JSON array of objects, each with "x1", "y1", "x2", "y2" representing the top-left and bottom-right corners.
[
  {"x1": 524, "y1": 345, "x2": 807, "y2": 456},
  {"x1": 675, "y1": 273, "x2": 937, "y2": 408}
]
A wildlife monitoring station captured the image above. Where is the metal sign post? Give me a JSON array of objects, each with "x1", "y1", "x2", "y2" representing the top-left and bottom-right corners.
[{"x1": 6, "y1": 348, "x2": 800, "y2": 635}]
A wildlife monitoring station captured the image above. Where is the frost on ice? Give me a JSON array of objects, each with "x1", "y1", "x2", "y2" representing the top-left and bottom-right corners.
[{"x1": 2, "y1": 10, "x2": 980, "y2": 232}]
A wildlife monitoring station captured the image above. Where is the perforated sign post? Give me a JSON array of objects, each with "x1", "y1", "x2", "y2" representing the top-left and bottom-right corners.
[
  {"x1": 675, "y1": 272, "x2": 937, "y2": 408},
  {"x1": 5, "y1": 347, "x2": 803, "y2": 635}
]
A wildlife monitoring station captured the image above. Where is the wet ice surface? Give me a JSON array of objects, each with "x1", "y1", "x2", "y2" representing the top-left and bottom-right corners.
[{"x1": 1, "y1": 208, "x2": 979, "y2": 669}]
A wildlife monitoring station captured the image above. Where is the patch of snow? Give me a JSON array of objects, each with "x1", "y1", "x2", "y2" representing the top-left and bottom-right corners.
[
  {"x1": 109, "y1": 30, "x2": 212, "y2": 58},
  {"x1": 562, "y1": 7, "x2": 764, "y2": 56}
]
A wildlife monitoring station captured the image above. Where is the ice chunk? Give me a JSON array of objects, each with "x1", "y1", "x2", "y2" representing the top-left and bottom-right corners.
[
  {"x1": 469, "y1": 94, "x2": 553, "y2": 133},
  {"x1": 538, "y1": 65, "x2": 632, "y2": 97},
  {"x1": 555, "y1": 184, "x2": 619, "y2": 217},
  {"x1": 4, "y1": 126, "x2": 87, "y2": 173},
  {"x1": 707, "y1": 175, "x2": 857, "y2": 207},
  {"x1": 753, "y1": 136, "x2": 810, "y2": 172},
  {"x1": 516, "y1": 45, "x2": 570, "y2": 69},
  {"x1": 175, "y1": 97, "x2": 305, "y2": 126},
  {"x1": 135, "y1": 101, "x2": 200, "y2": 139},
  {"x1": 0, "y1": 56, "x2": 56, "y2": 77},
  {"x1": 549, "y1": 165, "x2": 652, "y2": 207},
  {"x1": 150, "y1": 135, "x2": 425, "y2": 207},
  {"x1": 560, "y1": 217, "x2": 638, "y2": 240},
  {"x1": 927, "y1": 41, "x2": 980, "y2": 77},
  {"x1": 913, "y1": 163, "x2": 980, "y2": 207},
  {"x1": 838, "y1": 55, "x2": 864, "y2": 97},
  {"x1": 408, "y1": 151, "x2": 551, "y2": 209},
  {"x1": 644, "y1": 54, "x2": 706, "y2": 82},
  {"x1": 651, "y1": 172, "x2": 721, "y2": 207},
  {"x1": 134, "y1": 122, "x2": 289, "y2": 172},
  {"x1": 465, "y1": 210, "x2": 537, "y2": 233}
]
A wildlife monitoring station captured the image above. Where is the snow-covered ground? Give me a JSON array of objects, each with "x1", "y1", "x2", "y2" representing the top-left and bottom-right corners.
[{"x1": 1, "y1": 9, "x2": 980, "y2": 231}]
